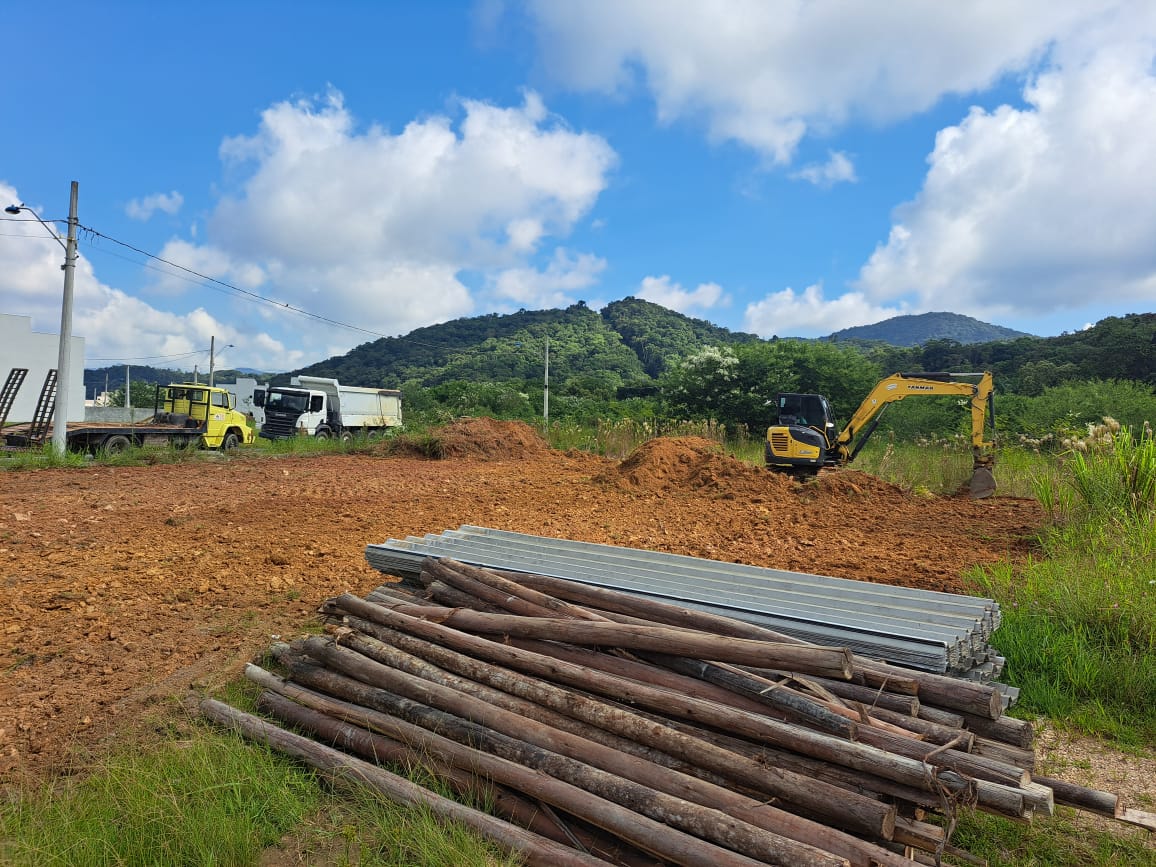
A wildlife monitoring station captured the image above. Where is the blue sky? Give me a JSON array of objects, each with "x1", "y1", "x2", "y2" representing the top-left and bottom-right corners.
[{"x1": 3, "y1": 1, "x2": 1155, "y2": 374}]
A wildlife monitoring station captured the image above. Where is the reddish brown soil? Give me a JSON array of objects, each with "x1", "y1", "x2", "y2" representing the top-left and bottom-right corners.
[{"x1": 0, "y1": 423, "x2": 1042, "y2": 782}]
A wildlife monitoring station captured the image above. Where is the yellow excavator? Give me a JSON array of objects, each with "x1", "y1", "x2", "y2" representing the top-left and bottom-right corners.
[{"x1": 765, "y1": 371, "x2": 997, "y2": 498}]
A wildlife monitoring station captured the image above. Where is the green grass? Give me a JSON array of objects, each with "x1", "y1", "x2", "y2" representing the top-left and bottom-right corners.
[
  {"x1": 0, "y1": 732, "x2": 320, "y2": 866},
  {"x1": 971, "y1": 430, "x2": 1156, "y2": 747},
  {"x1": 951, "y1": 809, "x2": 1156, "y2": 866},
  {"x1": 0, "y1": 716, "x2": 519, "y2": 867}
]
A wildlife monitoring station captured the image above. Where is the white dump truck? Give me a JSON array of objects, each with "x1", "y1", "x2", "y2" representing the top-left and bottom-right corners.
[{"x1": 257, "y1": 375, "x2": 402, "y2": 441}]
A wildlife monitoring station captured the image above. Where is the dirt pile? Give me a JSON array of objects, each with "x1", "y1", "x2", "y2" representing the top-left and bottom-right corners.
[
  {"x1": 598, "y1": 436, "x2": 792, "y2": 498},
  {"x1": 435, "y1": 418, "x2": 550, "y2": 460}
]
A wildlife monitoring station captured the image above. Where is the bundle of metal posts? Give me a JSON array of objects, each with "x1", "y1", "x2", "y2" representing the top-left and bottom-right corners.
[
  {"x1": 364, "y1": 526, "x2": 1006, "y2": 682},
  {"x1": 202, "y1": 557, "x2": 1155, "y2": 867}
]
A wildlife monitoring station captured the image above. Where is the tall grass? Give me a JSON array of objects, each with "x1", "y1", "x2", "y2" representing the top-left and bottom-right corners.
[
  {"x1": 972, "y1": 425, "x2": 1156, "y2": 746},
  {"x1": 0, "y1": 734, "x2": 319, "y2": 866},
  {"x1": 0, "y1": 722, "x2": 519, "y2": 867}
]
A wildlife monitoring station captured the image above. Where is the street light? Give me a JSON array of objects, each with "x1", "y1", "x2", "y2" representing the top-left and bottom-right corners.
[
  {"x1": 208, "y1": 337, "x2": 235, "y2": 388},
  {"x1": 5, "y1": 182, "x2": 79, "y2": 455}
]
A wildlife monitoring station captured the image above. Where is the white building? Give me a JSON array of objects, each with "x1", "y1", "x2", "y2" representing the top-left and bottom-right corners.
[{"x1": 0, "y1": 313, "x2": 86, "y2": 424}]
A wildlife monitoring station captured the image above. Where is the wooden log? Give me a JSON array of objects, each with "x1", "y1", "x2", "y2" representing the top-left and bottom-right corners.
[
  {"x1": 951, "y1": 711, "x2": 1034, "y2": 748},
  {"x1": 850, "y1": 704, "x2": 972, "y2": 748},
  {"x1": 1032, "y1": 774, "x2": 1119, "y2": 817},
  {"x1": 306, "y1": 634, "x2": 711, "y2": 781},
  {"x1": 328, "y1": 595, "x2": 980, "y2": 799},
  {"x1": 494, "y1": 569, "x2": 956, "y2": 699},
  {"x1": 653, "y1": 713, "x2": 1031, "y2": 821},
  {"x1": 255, "y1": 690, "x2": 662, "y2": 867},
  {"x1": 428, "y1": 559, "x2": 609, "y2": 622},
  {"x1": 860, "y1": 660, "x2": 1004, "y2": 719},
  {"x1": 854, "y1": 727, "x2": 1029, "y2": 788},
  {"x1": 970, "y1": 736, "x2": 1035, "y2": 772},
  {"x1": 332, "y1": 615, "x2": 900, "y2": 842},
  {"x1": 504, "y1": 636, "x2": 813, "y2": 725},
  {"x1": 1118, "y1": 808, "x2": 1156, "y2": 831},
  {"x1": 198, "y1": 698, "x2": 614, "y2": 867},
  {"x1": 425, "y1": 560, "x2": 568, "y2": 619},
  {"x1": 1020, "y1": 782, "x2": 1055, "y2": 817},
  {"x1": 640, "y1": 653, "x2": 858, "y2": 738},
  {"x1": 246, "y1": 663, "x2": 844, "y2": 867},
  {"x1": 425, "y1": 580, "x2": 508, "y2": 613},
  {"x1": 499, "y1": 635, "x2": 866, "y2": 739},
  {"x1": 302, "y1": 636, "x2": 908, "y2": 865},
  {"x1": 915, "y1": 704, "x2": 967, "y2": 728},
  {"x1": 771, "y1": 673, "x2": 921, "y2": 717},
  {"x1": 889, "y1": 815, "x2": 945, "y2": 853},
  {"x1": 363, "y1": 597, "x2": 854, "y2": 679}
]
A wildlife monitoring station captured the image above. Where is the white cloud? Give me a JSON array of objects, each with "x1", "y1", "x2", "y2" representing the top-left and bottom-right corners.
[
  {"x1": 195, "y1": 88, "x2": 617, "y2": 346},
  {"x1": 744, "y1": 283, "x2": 904, "y2": 337},
  {"x1": 3, "y1": 90, "x2": 617, "y2": 371},
  {"x1": 492, "y1": 248, "x2": 606, "y2": 307},
  {"x1": 527, "y1": 1, "x2": 1114, "y2": 162},
  {"x1": 125, "y1": 191, "x2": 183, "y2": 221},
  {"x1": 857, "y1": 22, "x2": 1156, "y2": 322},
  {"x1": 0, "y1": 181, "x2": 262, "y2": 370},
  {"x1": 637, "y1": 274, "x2": 726, "y2": 314},
  {"x1": 791, "y1": 151, "x2": 857, "y2": 187}
]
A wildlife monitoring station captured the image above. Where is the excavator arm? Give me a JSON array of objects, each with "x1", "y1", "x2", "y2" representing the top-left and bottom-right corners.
[{"x1": 834, "y1": 371, "x2": 996, "y2": 497}]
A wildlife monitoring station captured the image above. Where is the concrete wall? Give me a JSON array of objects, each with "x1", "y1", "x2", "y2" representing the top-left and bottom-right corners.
[{"x1": 0, "y1": 314, "x2": 86, "y2": 424}]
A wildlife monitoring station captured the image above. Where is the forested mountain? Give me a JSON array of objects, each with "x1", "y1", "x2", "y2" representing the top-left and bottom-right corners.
[
  {"x1": 290, "y1": 302, "x2": 648, "y2": 394},
  {"x1": 827, "y1": 312, "x2": 1032, "y2": 346},
  {"x1": 87, "y1": 306, "x2": 1154, "y2": 412},
  {"x1": 601, "y1": 297, "x2": 761, "y2": 377}
]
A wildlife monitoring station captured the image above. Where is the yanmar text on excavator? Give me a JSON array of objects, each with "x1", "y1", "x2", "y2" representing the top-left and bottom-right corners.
[{"x1": 765, "y1": 371, "x2": 997, "y2": 498}]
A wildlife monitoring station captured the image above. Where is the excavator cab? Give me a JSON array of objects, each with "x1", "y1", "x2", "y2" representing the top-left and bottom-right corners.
[{"x1": 766, "y1": 393, "x2": 840, "y2": 471}]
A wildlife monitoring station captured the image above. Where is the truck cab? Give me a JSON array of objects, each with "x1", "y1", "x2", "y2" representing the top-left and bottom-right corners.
[
  {"x1": 156, "y1": 384, "x2": 256, "y2": 449},
  {"x1": 259, "y1": 385, "x2": 328, "y2": 440}
]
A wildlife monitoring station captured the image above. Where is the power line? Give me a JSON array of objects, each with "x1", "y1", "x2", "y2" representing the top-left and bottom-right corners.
[
  {"x1": 6, "y1": 215, "x2": 494, "y2": 356},
  {"x1": 75, "y1": 222, "x2": 487, "y2": 354},
  {"x1": 88, "y1": 348, "x2": 210, "y2": 363},
  {"x1": 78, "y1": 222, "x2": 389, "y2": 338}
]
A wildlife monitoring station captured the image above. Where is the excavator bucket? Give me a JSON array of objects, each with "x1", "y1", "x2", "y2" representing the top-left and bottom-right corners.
[{"x1": 969, "y1": 465, "x2": 996, "y2": 499}]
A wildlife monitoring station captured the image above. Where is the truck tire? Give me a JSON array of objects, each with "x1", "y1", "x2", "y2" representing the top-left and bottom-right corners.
[
  {"x1": 103, "y1": 435, "x2": 132, "y2": 454},
  {"x1": 339, "y1": 430, "x2": 353, "y2": 442},
  {"x1": 221, "y1": 431, "x2": 240, "y2": 451},
  {"x1": 314, "y1": 428, "x2": 331, "y2": 440}
]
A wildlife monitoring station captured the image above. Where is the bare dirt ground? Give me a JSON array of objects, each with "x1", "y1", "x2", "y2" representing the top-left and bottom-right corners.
[{"x1": 0, "y1": 420, "x2": 1054, "y2": 789}]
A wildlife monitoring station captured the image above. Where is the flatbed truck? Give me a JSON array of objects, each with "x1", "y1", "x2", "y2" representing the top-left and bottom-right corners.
[{"x1": 3, "y1": 383, "x2": 255, "y2": 454}]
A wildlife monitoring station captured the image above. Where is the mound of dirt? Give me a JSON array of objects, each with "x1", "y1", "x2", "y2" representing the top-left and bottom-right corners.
[
  {"x1": 810, "y1": 469, "x2": 908, "y2": 500},
  {"x1": 436, "y1": 417, "x2": 550, "y2": 460},
  {"x1": 600, "y1": 436, "x2": 789, "y2": 497}
]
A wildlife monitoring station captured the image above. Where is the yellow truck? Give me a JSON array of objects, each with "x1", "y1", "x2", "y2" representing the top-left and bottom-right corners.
[{"x1": 4, "y1": 383, "x2": 255, "y2": 454}]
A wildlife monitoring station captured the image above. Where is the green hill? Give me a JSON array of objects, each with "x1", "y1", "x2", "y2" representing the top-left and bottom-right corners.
[{"x1": 826, "y1": 312, "x2": 1033, "y2": 346}]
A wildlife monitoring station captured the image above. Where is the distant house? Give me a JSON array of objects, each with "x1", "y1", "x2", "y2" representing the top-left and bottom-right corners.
[{"x1": 0, "y1": 313, "x2": 86, "y2": 424}]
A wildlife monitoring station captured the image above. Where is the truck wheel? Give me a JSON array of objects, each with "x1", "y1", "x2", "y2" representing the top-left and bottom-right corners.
[
  {"x1": 221, "y1": 432, "x2": 240, "y2": 451},
  {"x1": 339, "y1": 430, "x2": 353, "y2": 442},
  {"x1": 314, "y1": 429, "x2": 331, "y2": 440},
  {"x1": 103, "y1": 435, "x2": 132, "y2": 454}
]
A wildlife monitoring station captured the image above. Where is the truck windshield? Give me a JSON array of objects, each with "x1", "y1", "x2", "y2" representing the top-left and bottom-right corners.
[{"x1": 265, "y1": 390, "x2": 309, "y2": 412}]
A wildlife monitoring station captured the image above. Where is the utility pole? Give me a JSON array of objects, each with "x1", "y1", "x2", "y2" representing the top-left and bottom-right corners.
[
  {"x1": 208, "y1": 335, "x2": 216, "y2": 387},
  {"x1": 51, "y1": 181, "x2": 79, "y2": 455}
]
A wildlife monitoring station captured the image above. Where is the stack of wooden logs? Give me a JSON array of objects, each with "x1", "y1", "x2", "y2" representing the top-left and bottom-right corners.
[{"x1": 201, "y1": 558, "x2": 1152, "y2": 867}]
